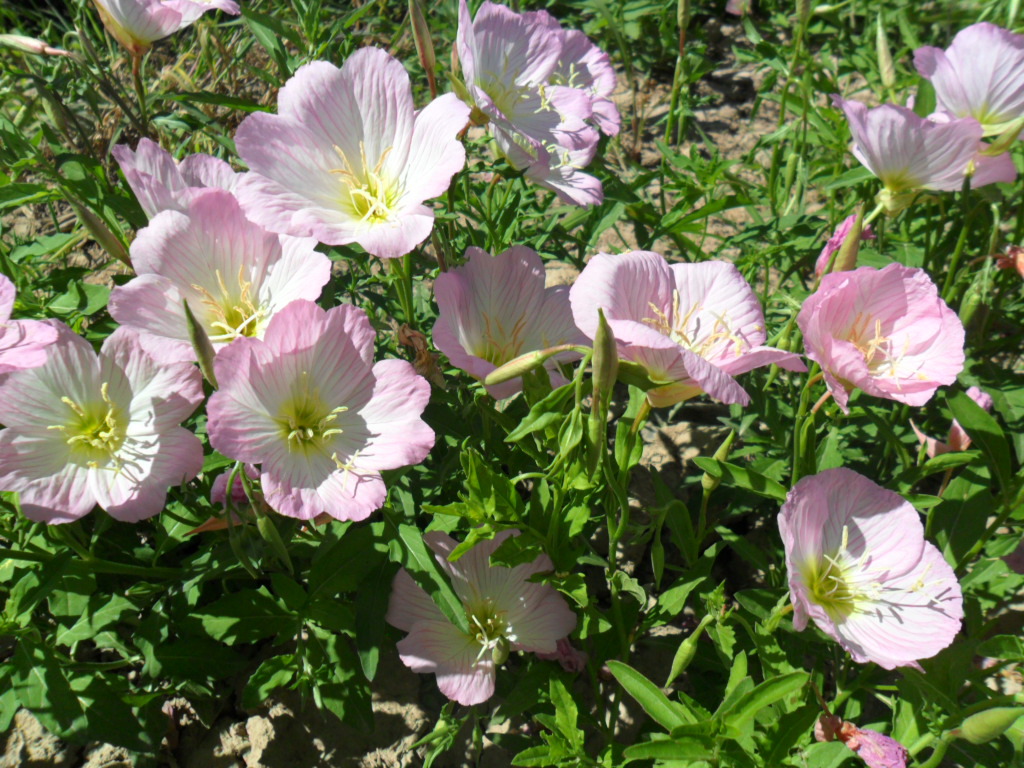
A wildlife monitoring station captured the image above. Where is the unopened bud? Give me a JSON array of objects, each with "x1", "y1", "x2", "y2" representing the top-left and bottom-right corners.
[
  {"x1": 796, "y1": 0, "x2": 812, "y2": 24},
  {"x1": 409, "y1": 0, "x2": 438, "y2": 99},
  {"x1": 832, "y1": 209, "x2": 864, "y2": 273},
  {"x1": 72, "y1": 204, "x2": 130, "y2": 267},
  {"x1": 591, "y1": 309, "x2": 618, "y2": 412},
  {"x1": 0, "y1": 34, "x2": 71, "y2": 57},
  {"x1": 953, "y1": 707, "x2": 1024, "y2": 745},
  {"x1": 876, "y1": 15, "x2": 895, "y2": 90},
  {"x1": 492, "y1": 637, "x2": 510, "y2": 665},
  {"x1": 665, "y1": 614, "x2": 713, "y2": 685},
  {"x1": 701, "y1": 430, "x2": 736, "y2": 493},
  {"x1": 183, "y1": 299, "x2": 218, "y2": 389},
  {"x1": 483, "y1": 344, "x2": 585, "y2": 386}
]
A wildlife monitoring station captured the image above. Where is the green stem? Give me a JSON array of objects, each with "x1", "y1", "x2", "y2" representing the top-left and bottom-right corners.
[
  {"x1": 0, "y1": 547, "x2": 181, "y2": 579},
  {"x1": 131, "y1": 53, "x2": 150, "y2": 134},
  {"x1": 955, "y1": 484, "x2": 1024, "y2": 574},
  {"x1": 916, "y1": 734, "x2": 952, "y2": 768},
  {"x1": 389, "y1": 254, "x2": 416, "y2": 326},
  {"x1": 940, "y1": 212, "x2": 972, "y2": 303}
]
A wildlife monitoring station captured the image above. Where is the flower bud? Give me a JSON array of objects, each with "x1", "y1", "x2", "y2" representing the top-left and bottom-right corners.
[
  {"x1": 832, "y1": 210, "x2": 864, "y2": 274},
  {"x1": 71, "y1": 204, "x2": 131, "y2": 267},
  {"x1": 183, "y1": 299, "x2": 218, "y2": 389},
  {"x1": 876, "y1": 15, "x2": 895, "y2": 91},
  {"x1": 0, "y1": 34, "x2": 71, "y2": 57},
  {"x1": 953, "y1": 707, "x2": 1024, "y2": 745},
  {"x1": 491, "y1": 637, "x2": 510, "y2": 665},
  {"x1": 700, "y1": 430, "x2": 736, "y2": 493},
  {"x1": 409, "y1": 0, "x2": 437, "y2": 98},
  {"x1": 483, "y1": 344, "x2": 584, "y2": 386},
  {"x1": 665, "y1": 614, "x2": 713, "y2": 685}
]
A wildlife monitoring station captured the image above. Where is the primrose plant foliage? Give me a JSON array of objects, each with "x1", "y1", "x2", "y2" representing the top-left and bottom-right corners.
[{"x1": 3, "y1": 3, "x2": 1024, "y2": 766}]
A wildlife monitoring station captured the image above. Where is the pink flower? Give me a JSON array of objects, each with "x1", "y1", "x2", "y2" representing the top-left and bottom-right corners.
[
  {"x1": 797, "y1": 264, "x2": 965, "y2": 412},
  {"x1": 91, "y1": 0, "x2": 239, "y2": 56},
  {"x1": 206, "y1": 300, "x2": 434, "y2": 521},
  {"x1": 386, "y1": 530, "x2": 576, "y2": 706},
  {"x1": 109, "y1": 189, "x2": 330, "y2": 363},
  {"x1": 0, "y1": 325, "x2": 203, "y2": 524},
  {"x1": 432, "y1": 246, "x2": 586, "y2": 399},
  {"x1": 725, "y1": 0, "x2": 751, "y2": 15},
  {"x1": 0, "y1": 274, "x2": 58, "y2": 374},
  {"x1": 535, "y1": 637, "x2": 587, "y2": 673},
  {"x1": 915, "y1": 23, "x2": 1024, "y2": 136},
  {"x1": 911, "y1": 386, "x2": 993, "y2": 458},
  {"x1": 112, "y1": 138, "x2": 240, "y2": 219},
  {"x1": 814, "y1": 214, "x2": 876, "y2": 278},
  {"x1": 235, "y1": 47, "x2": 469, "y2": 259},
  {"x1": 569, "y1": 251, "x2": 805, "y2": 407},
  {"x1": 816, "y1": 716, "x2": 910, "y2": 768},
  {"x1": 834, "y1": 97, "x2": 1016, "y2": 203},
  {"x1": 779, "y1": 468, "x2": 963, "y2": 670},
  {"x1": 456, "y1": 0, "x2": 618, "y2": 206}
]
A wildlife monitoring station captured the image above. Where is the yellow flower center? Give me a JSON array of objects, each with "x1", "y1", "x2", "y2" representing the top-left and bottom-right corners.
[
  {"x1": 801, "y1": 525, "x2": 879, "y2": 621},
  {"x1": 330, "y1": 143, "x2": 400, "y2": 225},
  {"x1": 466, "y1": 598, "x2": 514, "y2": 664},
  {"x1": 192, "y1": 266, "x2": 262, "y2": 343},
  {"x1": 49, "y1": 382, "x2": 125, "y2": 467},
  {"x1": 642, "y1": 289, "x2": 753, "y2": 358},
  {"x1": 472, "y1": 313, "x2": 528, "y2": 366}
]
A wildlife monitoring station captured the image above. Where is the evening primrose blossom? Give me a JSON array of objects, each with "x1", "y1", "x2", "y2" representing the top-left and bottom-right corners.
[
  {"x1": 432, "y1": 246, "x2": 585, "y2": 399},
  {"x1": 569, "y1": 252, "x2": 804, "y2": 407},
  {"x1": 915, "y1": 22, "x2": 1024, "y2": 136},
  {"x1": 779, "y1": 468, "x2": 963, "y2": 670},
  {"x1": 0, "y1": 325, "x2": 204, "y2": 524},
  {"x1": 797, "y1": 264, "x2": 964, "y2": 412},
  {"x1": 108, "y1": 189, "x2": 329, "y2": 363},
  {"x1": 386, "y1": 530, "x2": 577, "y2": 706},
  {"x1": 91, "y1": 0, "x2": 239, "y2": 57},
  {"x1": 235, "y1": 47, "x2": 470, "y2": 259},
  {"x1": 206, "y1": 300, "x2": 434, "y2": 521}
]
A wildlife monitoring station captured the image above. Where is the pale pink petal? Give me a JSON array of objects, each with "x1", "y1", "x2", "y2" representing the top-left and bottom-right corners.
[
  {"x1": 386, "y1": 568, "x2": 444, "y2": 632},
  {"x1": 92, "y1": 0, "x2": 185, "y2": 53},
  {"x1": 569, "y1": 251, "x2": 674, "y2": 339},
  {"x1": 178, "y1": 153, "x2": 239, "y2": 191},
  {"x1": 347, "y1": 359, "x2": 433, "y2": 471},
  {"x1": 397, "y1": 619, "x2": 495, "y2": 706},
  {"x1": 915, "y1": 23, "x2": 1024, "y2": 133},
  {"x1": 396, "y1": 94, "x2": 470, "y2": 204},
  {"x1": 112, "y1": 138, "x2": 190, "y2": 218}
]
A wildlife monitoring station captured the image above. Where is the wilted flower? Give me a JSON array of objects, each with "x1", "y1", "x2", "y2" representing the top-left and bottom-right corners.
[
  {"x1": 993, "y1": 244, "x2": 1024, "y2": 279},
  {"x1": 0, "y1": 274, "x2": 58, "y2": 375},
  {"x1": 210, "y1": 464, "x2": 260, "y2": 509},
  {"x1": 914, "y1": 23, "x2": 1024, "y2": 136},
  {"x1": 386, "y1": 530, "x2": 577, "y2": 706},
  {"x1": 112, "y1": 138, "x2": 240, "y2": 219},
  {"x1": 91, "y1": 0, "x2": 239, "y2": 57},
  {"x1": 814, "y1": 214, "x2": 876, "y2": 278},
  {"x1": 797, "y1": 264, "x2": 964, "y2": 412},
  {"x1": 0, "y1": 325, "x2": 203, "y2": 524},
  {"x1": 833, "y1": 97, "x2": 1016, "y2": 209},
  {"x1": 207, "y1": 300, "x2": 434, "y2": 521},
  {"x1": 456, "y1": 0, "x2": 618, "y2": 206},
  {"x1": 235, "y1": 47, "x2": 469, "y2": 259},
  {"x1": 109, "y1": 189, "x2": 329, "y2": 363},
  {"x1": 816, "y1": 715, "x2": 909, "y2": 768},
  {"x1": 535, "y1": 637, "x2": 588, "y2": 673},
  {"x1": 432, "y1": 246, "x2": 585, "y2": 399},
  {"x1": 779, "y1": 468, "x2": 963, "y2": 669},
  {"x1": 569, "y1": 251, "x2": 805, "y2": 407},
  {"x1": 911, "y1": 385, "x2": 993, "y2": 458}
]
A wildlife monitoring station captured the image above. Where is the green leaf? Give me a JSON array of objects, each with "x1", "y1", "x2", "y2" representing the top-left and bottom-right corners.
[
  {"x1": 623, "y1": 737, "x2": 715, "y2": 762},
  {"x1": 194, "y1": 587, "x2": 297, "y2": 644},
  {"x1": 385, "y1": 517, "x2": 469, "y2": 634},
  {"x1": 721, "y1": 671, "x2": 809, "y2": 729},
  {"x1": 947, "y1": 390, "x2": 1013, "y2": 498},
  {"x1": 56, "y1": 594, "x2": 135, "y2": 646},
  {"x1": 505, "y1": 382, "x2": 574, "y2": 442},
  {"x1": 242, "y1": 655, "x2": 296, "y2": 709},
  {"x1": 48, "y1": 281, "x2": 110, "y2": 317},
  {"x1": 692, "y1": 458, "x2": 787, "y2": 501},
  {"x1": 12, "y1": 637, "x2": 87, "y2": 738},
  {"x1": 607, "y1": 660, "x2": 689, "y2": 731},
  {"x1": 977, "y1": 635, "x2": 1024, "y2": 662}
]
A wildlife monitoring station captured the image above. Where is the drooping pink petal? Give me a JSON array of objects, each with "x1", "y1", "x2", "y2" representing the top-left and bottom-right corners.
[
  {"x1": 834, "y1": 97, "x2": 1006, "y2": 193},
  {"x1": 814, "y1": 215, "x2": 877, "y2": 277},
  {"x1": 0, "y1": 275, "x2": 58, "y2": 374},
  {"x1": 571, "y1": 251, "x2": 802, "y2": 407}
]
